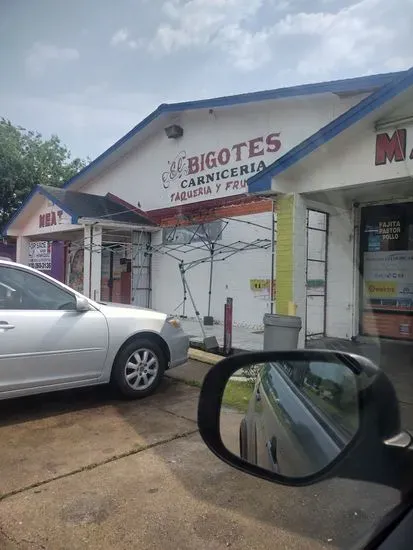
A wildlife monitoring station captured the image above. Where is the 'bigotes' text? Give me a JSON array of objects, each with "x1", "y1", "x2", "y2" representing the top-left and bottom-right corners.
[{"x1": 162, "y1": 133, "x2": 281, "y2": 203}]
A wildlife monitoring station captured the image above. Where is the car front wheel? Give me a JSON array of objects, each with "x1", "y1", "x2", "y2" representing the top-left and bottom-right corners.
[{"x1": 112, "y1": 338, "x2": 166, "y2": 398}]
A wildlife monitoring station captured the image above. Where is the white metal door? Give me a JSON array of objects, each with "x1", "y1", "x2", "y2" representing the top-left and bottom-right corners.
[
  {"x1": 306, "y1": 210, "x2": 329, "y2": 338},
  {"x1": 131, "y1": 231, "x2": 151, "y2": 308}
]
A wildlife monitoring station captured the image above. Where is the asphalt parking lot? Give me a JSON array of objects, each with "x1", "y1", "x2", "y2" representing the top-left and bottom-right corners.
[{"x1": 0, "y1": 361, "x2": 401, "y2": 550}]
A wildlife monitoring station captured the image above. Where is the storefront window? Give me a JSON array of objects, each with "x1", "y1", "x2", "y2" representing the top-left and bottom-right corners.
[
  {"x1": 68, "y1": 248, "x2": 84, "y2": 294},
  {"x1": 360, "y1": 203, "x2": 413, "y2": 340},
  {"x1": 101, "y1": 247, "x2": 131, "y2": 304}
]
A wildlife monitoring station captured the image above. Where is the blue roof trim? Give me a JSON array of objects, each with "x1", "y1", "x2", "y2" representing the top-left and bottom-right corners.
[
  {"x1": 248, "y1": 67, "x2": 413, "y2": 194},
  {"x1": 61, "y1": 70, "x2": 402, "y2": 193},
  {"x1": 2, "y1": 185, "x2": 79, "y2": 235},
  {"x1": 3, "y1": 70, "x2": 405, "y2": 234},
  {"x1": 37, "y1": 186, "x2": 79, "y2": 221},
  {"x1": 62, "y1": 105, "x2": 165, "y2": 190},
  {"x1": 2, "y1": 186, "x2": 39, "y2": 235},
  {"x1": 148, "y1": 71, "x2": 403, "y2": 111}
]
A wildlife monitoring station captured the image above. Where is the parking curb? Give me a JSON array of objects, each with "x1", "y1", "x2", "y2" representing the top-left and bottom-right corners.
[{"x1": 188, "y1": 347, "x2": 222, "y2": 365}]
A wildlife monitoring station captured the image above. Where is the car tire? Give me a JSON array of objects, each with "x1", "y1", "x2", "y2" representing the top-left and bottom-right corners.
[
  {"x1": 111, "y1": 338, "x2": 167, "y2": 399},
  {"x1": 240, "y1": 418, "x2": 249, "y2": 459}
]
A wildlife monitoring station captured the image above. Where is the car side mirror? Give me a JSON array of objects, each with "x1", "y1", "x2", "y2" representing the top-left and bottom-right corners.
[
  {"x1": 75, "y1": 295, "x2": 91, "y2": 312},
  {"x1": 197, "y1": 350, "x2": 413, "y2": 492}
]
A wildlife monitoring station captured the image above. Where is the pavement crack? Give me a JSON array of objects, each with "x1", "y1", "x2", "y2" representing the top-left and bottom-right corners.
[
  {"x1": 21, "y1": 538, "x2": 46, "y2": 550},
  {"x1": 0, "y1": 525, "x2": 47, "y2": 550},
  {"x1": 158, "y1": 406, "x2": 197, "y2": 424},
  {"x1": 0, "y1": 523, "x2": 40, "y2": 549},
  {"x1": 0, "y1": 524, "x2": 17, "y2": 543},
  {"x1": 0, "y1": 428, "x2": 198, "y2": 504}
]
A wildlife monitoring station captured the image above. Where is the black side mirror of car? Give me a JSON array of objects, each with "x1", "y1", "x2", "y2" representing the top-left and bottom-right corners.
[{"x1": 197, "y1": 350, "x2": 413, "y2": 493}]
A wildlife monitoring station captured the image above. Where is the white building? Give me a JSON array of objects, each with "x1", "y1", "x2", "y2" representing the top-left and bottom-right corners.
[
  {"x1": 249, "y1": 67, "x2": 413, "y2": 343},
  {"x1": 5, "y1": 68, "x2": 412, "y2": 343}
]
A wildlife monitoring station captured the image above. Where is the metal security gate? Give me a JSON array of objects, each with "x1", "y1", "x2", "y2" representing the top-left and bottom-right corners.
[
  {"x1": 305, "y1": 209, "x2": 329, "y2": 338},
  {"x1": 132, "y1": 231, "x2": 151, "y2": 308}
]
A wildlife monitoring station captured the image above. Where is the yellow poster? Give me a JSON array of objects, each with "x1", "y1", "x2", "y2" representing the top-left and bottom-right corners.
[
  {"x1": 250, "y1": 279, "x2": 272, "y2": 291},
  {"x1": 365, "y1": 281, "x2": 397, "y2": 298},
  {"x1": 250, "y1": 279, "x2": 276, "y2": 300}
]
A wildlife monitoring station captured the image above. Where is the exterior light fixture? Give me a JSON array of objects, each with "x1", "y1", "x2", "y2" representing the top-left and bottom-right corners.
[{"x1": 164, "y1": 124, "x2": 184, "y2": 139}]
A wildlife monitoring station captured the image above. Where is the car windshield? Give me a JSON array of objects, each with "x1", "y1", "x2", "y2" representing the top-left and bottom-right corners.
[{"x1": 0, "y1": 1, "x2": 411, "y2": 549}]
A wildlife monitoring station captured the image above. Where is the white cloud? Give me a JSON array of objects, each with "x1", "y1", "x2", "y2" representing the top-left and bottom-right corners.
[
  {"x1": 25, "y1": 43, "x2": 79, "y2": 77},
  {"x1": 216, "y1": 24, "x2": 273, "y2": 71},
  {"x1": 150, "y1": 0, "x2": 268, "y2": 70},
  {"x1": 150, "y1": 0, "x2": 413, "y2": 76},
  {"x1": 110, "y1": 28, "x2": 129, "y2": 46},
  {"x1": 275, "y1": 0, "x2": 413, "y2": 78},
  {"x1": 385, "y1": 56, "x2": 413, "y2": 72},
  {"x1": 110, "y1": 28, "x2": 143, "y2": 50}
]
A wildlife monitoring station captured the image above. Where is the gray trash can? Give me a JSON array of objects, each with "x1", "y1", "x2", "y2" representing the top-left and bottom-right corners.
[{"x1": 263, "y1": 313, "x2": 302, "y2": 351}]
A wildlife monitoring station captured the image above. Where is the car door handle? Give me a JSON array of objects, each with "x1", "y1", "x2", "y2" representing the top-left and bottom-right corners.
[
  {"x1": 266, "y1": 437, "x2": 279, "y2": 470},
  {"x1": 0, "y1": 322, "x2": 15, "y2": 331}
]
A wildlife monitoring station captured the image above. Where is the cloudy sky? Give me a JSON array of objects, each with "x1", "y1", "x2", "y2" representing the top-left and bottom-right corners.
[{"x1": 1, "y1": 0, "x2": 412, "y2": 160}]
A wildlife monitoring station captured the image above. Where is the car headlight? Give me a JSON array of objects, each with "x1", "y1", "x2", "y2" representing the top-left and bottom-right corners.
[{"x1": 167, "y1": 316, "x2": 181, "y2": 329}]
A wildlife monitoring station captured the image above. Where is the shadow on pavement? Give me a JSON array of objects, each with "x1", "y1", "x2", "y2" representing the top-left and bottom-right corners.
[
  {"x1": 0, "y1": 374, "x2": 402, "y2": 549},
  {"x1": 0, "y1": 376, "x2": 180, "y2": 427}
]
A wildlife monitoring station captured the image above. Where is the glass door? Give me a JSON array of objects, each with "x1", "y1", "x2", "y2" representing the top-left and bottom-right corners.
[{"x1": 359, "y1": 202, "x2": 413, "y2": 341}]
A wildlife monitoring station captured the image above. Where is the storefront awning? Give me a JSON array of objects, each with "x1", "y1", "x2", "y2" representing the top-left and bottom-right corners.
[{"x1": 37, "y1": 185, "x2": 158, "y2": 228}]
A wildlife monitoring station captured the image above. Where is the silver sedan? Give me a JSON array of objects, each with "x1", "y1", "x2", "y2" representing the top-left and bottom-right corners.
[{"x1": 0, "y1": 260, "x2": 189, "y2": 400}]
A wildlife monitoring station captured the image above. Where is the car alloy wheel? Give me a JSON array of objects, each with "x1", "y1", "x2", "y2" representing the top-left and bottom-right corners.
[{"x1": 124, "y1": 348, "x2": 159, "y2": 391}]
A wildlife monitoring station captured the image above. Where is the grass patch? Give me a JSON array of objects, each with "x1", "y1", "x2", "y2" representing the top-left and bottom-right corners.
[
  {"x1": 175, "y1": 376, "x2": 254, "y2": 414},
  {"x1": 222, "y1": 379, "x2": 255, "y2": 413},
  {"x1": 167, "y1": 376, "x2": 202, "y2": 388}
]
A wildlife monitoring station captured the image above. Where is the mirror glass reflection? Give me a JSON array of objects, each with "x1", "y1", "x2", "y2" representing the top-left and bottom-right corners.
[{"x1": 220, "y1": 358, "x2": 359, "y2": 478}]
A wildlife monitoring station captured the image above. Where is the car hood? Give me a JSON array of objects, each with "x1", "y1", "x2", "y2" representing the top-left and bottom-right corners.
[
  {"x1": 95, "y1": 301, "x2": 167, "y2": 321},
  {"x1": 98, "y1": 301, "x2": 152, "y2": 311}
]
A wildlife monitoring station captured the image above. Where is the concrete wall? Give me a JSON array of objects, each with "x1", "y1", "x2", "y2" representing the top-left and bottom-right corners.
[
  {"x1": 151, "y1": 211, "x2": 274, "y2": 328},
  {"x1": 81, "y1": 93, "x2": 369, "y2": 212},
  {"x1": 20, "y1": 196, "x2": 77, "y2": 237},
  {"x1": 75, "y1": 91, "x2": 371, "y2": 329},
  {"x1": 326, "y1": 207, "x2": 355, "y2": 339},
  {"x1": 150, "y1": 201, "x2": 353, "y2": 333},
  {"x1": 292, "y1": 122, "x2": 413, "y2": 195}
]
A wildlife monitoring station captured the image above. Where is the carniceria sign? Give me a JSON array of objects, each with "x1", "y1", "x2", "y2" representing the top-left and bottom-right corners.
[{"x1": 162, "y1": 132, "x2": 282, "y2": 204}]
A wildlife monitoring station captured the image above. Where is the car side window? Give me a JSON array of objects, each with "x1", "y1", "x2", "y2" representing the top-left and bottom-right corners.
[
  {"x1": 270, "y1": 360, "x2": 358, "y2": 437},
  {"x1": 301, "y1": 362, "x2": 358, "y2": 436},
  {"x1": 0, "y1": 266, "x2": 76, "y2": 311},
  {"x1": 276, "y1": 360, "x2": 295, "y2": 380}
]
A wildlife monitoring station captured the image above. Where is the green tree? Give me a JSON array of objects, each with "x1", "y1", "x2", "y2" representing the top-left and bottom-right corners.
[{"x1": 0, "y1": 118, "x2": 88, "y2": 230}]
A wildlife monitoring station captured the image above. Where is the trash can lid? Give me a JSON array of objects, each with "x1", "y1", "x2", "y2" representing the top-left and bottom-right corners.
[{"x1": 263, "y1": 313, "x2": 302, "y2": 329}]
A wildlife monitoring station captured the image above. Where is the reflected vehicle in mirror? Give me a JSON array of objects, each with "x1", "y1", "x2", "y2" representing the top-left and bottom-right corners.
[
  {"x1": 199, "y1": 350, "x2": 413, "y2": 549},
  {"x1": 220, "y1": 358, "x2": 359, "y2": 478},
  {"x1": 199, "y1": 349, "x2": 413, "y2": 489}
]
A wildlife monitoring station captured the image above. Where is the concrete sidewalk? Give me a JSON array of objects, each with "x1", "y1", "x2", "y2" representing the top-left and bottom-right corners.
[
  {"x1": 0, "y1": 378, "x2": 341, "y2": 550},
  {"x1": 166, "y1": 359, "x2": 211, "y2": 387},
  {"x1": 181, "y1": 318, "x2": 263, "y2": 351}
]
